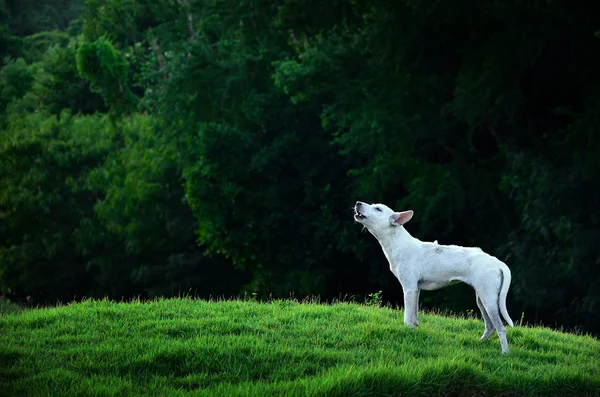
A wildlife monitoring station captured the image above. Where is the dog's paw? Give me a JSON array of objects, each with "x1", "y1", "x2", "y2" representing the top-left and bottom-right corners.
[{"x1": 480, "y1": 329, "x2": 494, "y2": 341}]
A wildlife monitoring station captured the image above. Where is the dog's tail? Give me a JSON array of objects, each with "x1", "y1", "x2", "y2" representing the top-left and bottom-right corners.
[{"x1": 499, "y1": 263, "x2": 514, "y2": 327}]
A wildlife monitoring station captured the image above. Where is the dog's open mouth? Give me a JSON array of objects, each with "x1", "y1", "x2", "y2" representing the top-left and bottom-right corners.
[{"x1": 354, "y1": 210, "x2": 366, "y2": 221}]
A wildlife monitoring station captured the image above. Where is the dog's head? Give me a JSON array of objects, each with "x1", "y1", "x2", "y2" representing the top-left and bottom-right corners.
[{"x1": 354, "y1": 201, "x2": 413, "y2": 233}]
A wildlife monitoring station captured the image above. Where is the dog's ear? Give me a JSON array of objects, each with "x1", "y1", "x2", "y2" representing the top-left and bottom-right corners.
[{"x1": 389, "y1": 210, "x2": 414, "y2": 226}]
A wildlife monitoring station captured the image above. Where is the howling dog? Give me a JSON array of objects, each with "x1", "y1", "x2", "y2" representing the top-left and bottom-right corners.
[{"x1": 354, "y1": 201, "x2": 514, "y2": 353}]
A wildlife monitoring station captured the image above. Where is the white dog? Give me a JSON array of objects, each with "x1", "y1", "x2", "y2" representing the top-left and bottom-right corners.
[{"x1": 354, "y1": 201, "x2": 514, "y2": 353}]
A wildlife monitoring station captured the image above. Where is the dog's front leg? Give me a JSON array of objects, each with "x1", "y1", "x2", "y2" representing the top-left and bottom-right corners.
[
  {"x1": 403, "y1": 288, "x2": 420, "y2": 327},
  {"x1": 413, "y1": 289, "x2": 420, "y2": 325}
]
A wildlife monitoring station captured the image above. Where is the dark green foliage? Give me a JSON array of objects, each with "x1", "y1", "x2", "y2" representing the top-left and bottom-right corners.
[
  {"x1": 0, "y1": 58, "x2": 33, "y2": 117},
  {"x1": 88, "y1": 115, "x2": 248, "y2": 298},
  {"x1": 76, "y1": 37, "x2": 137, "y2": 113},
  {"x1": 5, "y1": 0, "x2": 84, "y2": 37},
  {"x1": 499, "y1": 151, "x2": 600, "y2": 332},
  {"x1": 34, "y1": 42, "x2": 106, "y2": 115},
  {"x1": 0, "y1": 42, "x2": 106, "y2": 123},
  {"x1": 150, "y1": 0, "x2": 368, "y2": 297},
  {"x1": 0, "y1": 0, "x2": 21, "y2": 59},
  {"x1": 0, "y1": 110, "x2": 246, "y2": 302},
  {"x1": 0, "y1": 110, "x2": 112, "y2": 302}
]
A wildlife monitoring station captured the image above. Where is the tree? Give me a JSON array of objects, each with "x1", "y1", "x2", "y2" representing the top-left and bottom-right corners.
[
  {"x1": 89, "y1": 114, "x2": 248, "y2": 298},
  {"x1": 154, "y1": 0, "x2": 363, "y2": 296},
  {"x1": 0, "y1": 110, "x2": 114, "y2": 302},
  {"x1": 76, "y1": 37, "x2": 137, "y2": 115}
]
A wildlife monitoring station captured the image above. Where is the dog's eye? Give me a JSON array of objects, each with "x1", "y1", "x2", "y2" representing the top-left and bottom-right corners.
[{"x1": 375, "y1": 207, "x2": 382, "y2": 212}]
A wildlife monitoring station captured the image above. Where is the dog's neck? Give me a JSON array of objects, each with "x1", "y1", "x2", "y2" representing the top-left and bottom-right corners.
[{"x1": 369, "y1": 225, "x2": 414, "y2": 251}]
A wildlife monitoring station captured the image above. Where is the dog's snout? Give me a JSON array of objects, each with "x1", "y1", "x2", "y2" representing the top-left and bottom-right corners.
[{"x1": 353, "y1": 201, "x2": 367, "y2": 221}]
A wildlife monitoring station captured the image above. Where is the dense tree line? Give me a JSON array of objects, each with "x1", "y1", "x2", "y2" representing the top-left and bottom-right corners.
[{"x1": 1, "y1": 0, "x2": 599, "y2": 335}]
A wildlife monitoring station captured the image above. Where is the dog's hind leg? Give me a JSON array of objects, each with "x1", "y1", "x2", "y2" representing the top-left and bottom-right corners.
[
  {"x1": 476, "y1": 293, "x2": 495, "y2": 341},
  {"x1": 479, "y1": 294, "x2": 509, "y2": 354}
]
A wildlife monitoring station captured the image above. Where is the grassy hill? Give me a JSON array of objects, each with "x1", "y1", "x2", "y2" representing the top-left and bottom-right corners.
[{"x1": 1, "y1": 298, "x2": 598, "y2": 396}]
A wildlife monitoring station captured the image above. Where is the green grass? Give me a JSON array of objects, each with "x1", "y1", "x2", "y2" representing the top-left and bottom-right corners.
[{"x1": 1, "y1": 298, "x2": 599, "y2": 396}]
